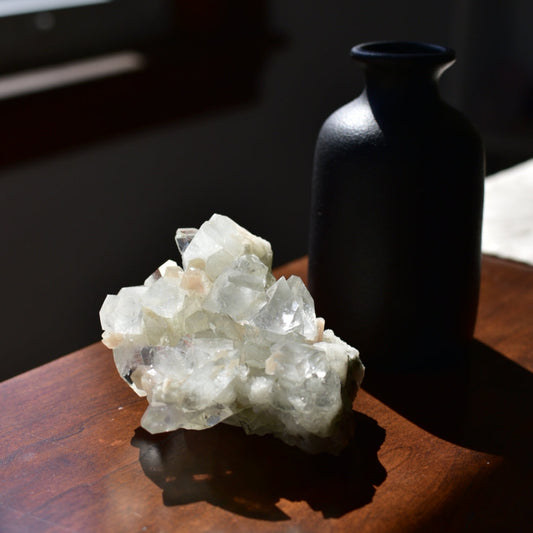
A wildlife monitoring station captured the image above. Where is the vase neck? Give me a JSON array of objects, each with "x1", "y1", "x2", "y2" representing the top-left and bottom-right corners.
[
  {"x1": 363, "y1": 68, "x2": 441, "y2": 107},
  {"x1": 352, "y1": 41, "x2": 455, "y2": 110}
]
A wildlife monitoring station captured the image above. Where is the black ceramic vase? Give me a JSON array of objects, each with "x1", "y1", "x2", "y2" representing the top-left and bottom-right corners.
[{"x1": 308, "y1": 42, "x2": 485, "y2": 371}]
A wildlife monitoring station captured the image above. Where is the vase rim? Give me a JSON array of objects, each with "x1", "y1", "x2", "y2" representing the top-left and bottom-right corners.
[{"x1": 351, "y1": 41, "x2": 455, "y2": 65}]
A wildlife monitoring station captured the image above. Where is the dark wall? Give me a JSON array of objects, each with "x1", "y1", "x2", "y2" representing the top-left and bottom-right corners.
[{"x1": 1, "y1": 1, "x2": 531, "y2": 380}]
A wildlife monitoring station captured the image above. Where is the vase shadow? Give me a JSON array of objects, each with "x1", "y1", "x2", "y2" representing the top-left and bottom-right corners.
[
  {"x1": 131, "y1": 411, "x2": 386, "y2": 520},
  {"x1": 362, "y1": 339, "x2": 533, "y2": 459}
]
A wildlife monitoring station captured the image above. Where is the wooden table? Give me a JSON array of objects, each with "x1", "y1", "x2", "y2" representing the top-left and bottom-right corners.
[{"x1": 1, "y1": 256, "x2": 532, "y2": 533}]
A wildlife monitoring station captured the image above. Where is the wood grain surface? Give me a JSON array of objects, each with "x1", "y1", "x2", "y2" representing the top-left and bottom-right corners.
[{"x1": 1, "y1": 255, "x2": 532, "y2": 532}]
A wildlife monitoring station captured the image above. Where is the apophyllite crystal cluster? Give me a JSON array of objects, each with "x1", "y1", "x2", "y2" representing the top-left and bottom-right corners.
[{"x1": 100, "y1": 214, "x2": 364, "y2": 453}]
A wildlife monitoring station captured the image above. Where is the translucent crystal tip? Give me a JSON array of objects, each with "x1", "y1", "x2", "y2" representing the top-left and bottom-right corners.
[{"x1": 175, "y1": 228, "x2": 198, "y2": 255}]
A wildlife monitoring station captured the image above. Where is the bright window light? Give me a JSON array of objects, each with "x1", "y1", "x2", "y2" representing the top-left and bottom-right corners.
[
  {"x1": 0, "y1": 1, "x2": 111, "y2": 17},
  {"x1": 0, "y1": 51, "x2": 144, "y2": 100}
]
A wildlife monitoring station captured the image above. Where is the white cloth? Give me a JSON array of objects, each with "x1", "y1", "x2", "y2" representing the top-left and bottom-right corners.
[{"x1": 482, "y1": 158, "x2": 533, "y2": 266}]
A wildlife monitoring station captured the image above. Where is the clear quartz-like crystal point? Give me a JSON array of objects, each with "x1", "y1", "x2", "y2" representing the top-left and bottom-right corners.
[
  {"x1": 248, "y1": 274, "x2": 317, "y2": 341},
  {"x1": 175, "y1": 228, "x2": 198, "y2": 256},
  {"x1": 144, "y1": 260, "x2": 183, "y2": 287},
  {"x1": 100, "y1": 214, "x2": 364, "y2": 454}
]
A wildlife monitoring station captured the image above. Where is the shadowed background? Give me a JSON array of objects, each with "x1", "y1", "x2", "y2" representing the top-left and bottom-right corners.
[{"x1": 2, "y1": 0, "x2": 533, "y2": 380}]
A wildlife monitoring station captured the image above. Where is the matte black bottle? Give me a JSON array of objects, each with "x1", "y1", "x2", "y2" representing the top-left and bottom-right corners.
[{"x1": 308, "y1": 42, "x2": 485, "y2": 371}]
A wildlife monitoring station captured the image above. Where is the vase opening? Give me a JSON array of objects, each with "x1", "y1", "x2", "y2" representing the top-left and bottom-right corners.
[{"x1": 351, "y1": 41, "x2": 455, "y2": 66}]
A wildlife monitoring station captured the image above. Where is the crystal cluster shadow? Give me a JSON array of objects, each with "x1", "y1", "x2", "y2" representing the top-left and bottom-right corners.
[{"x1": 131, "y1": 411, "x2": 386, "y2": 520}]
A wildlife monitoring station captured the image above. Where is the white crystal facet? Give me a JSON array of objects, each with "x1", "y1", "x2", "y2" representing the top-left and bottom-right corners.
[
  {"x1": 100, "y1": 213, "x2": 364, "y2": 454},
  {"x1": 182, "y1": 214, "x2": 273, "y2": 280}
]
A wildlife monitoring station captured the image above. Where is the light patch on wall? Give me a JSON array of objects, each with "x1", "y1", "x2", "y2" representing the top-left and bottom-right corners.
[{"x1": 0, "y1": 51, "x2": 145, "y2": 100}]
